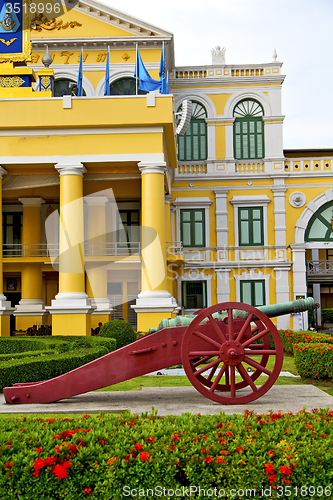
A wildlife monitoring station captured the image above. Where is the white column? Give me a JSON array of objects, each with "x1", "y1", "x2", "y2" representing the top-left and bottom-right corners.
[
  {"x1": 311, "y1": 249, "x2": 321, "y2": 327},
  {"x1": 216, "y1": 269, "x2": 231, "y2": 303},
  {"x1": 274, "y1": 267, "x2": 291, "y2": 329},
  {"x1": 214, "y1": 188, "x2": 229, "y2": 262},
  {"x1": 291, "y1": 244, "x2": 308, "y2": 330},
  {"x1": 272, "y1": 181, "x2": 287, "y2": 260}
]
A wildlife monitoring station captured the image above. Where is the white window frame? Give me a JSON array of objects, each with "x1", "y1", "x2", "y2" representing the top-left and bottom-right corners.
[
  {"x1": 173, "y1": 197, "x2": 212, "y2": 262},
  {"x1": 230, "y1": 195, "x2": 271, "y2": 261},
  {"x1": 177, "y1": 271, "x2": 212, "y2": 312}
]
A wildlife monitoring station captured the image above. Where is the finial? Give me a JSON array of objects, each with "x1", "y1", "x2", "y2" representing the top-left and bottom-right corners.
[
  {"x1": 42, "y1": 45, "x2": 52, "y2": 68},
  {"x1": 273, "y1": 49, "x2": 277, "y2": 62}
]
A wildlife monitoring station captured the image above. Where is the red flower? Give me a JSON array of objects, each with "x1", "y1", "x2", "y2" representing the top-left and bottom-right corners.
[
  {"x1": 147, "y1": 436, "x2": 155, "y2": 443},
  {"x1": 264, "y1": 463, "x2": 276, "y2": 474},
  {"x1": 202, "y1": 434, "x2": 207, "y2": 440},
  {"x1": 172, "y1": 432, "x2": 180, "y2": 442},
  {"x1": 267, "y1": 449, "x2": 275, "y2": 457},
  {"x1": 134, "y1": 443, "x2": 144, "y2": 451},
  {"x1": 98, "y1": 439, "x2": 107, "y2": 446},
  {"x1": 53, "y1": 464, "x2": 69, "y2": 479},
  {"x1": 176, "y1": 459, "x2": 180, "y2": 466},
  {"x1": 235, "y1": 447, "x2": 245, "y2": 454},
  {"x1": 19, "y1": 428, "x2": 25, "y2": 433},
  {"x1": 204, "y1": 456, "x2": 213, "y2": 464},
  {"x1": 5, "y1": 442, "x2": 12, "y2": 446},
  {"x1": 225, "y1": 431, "x2": 233, "y2": 437},
  {"x1": 84, "y1": 489, "x2": 92, "y2": 495},
  {"x1": 139, "y1": 452, "x2": 150, "y2": 461},
  {"x1": 218, "y1": 438, "x2": 227, "y2": 445},
  {"x1": 4, "y1": 462, "x2": 13, "y2": 469},
  {"x1": 35, "y1": 447, "x2": 43, "y2": 453},
  {"x1": 280, "y1": 465, "x2": 292, "y2": 476},
  {"x1": 108, "y1": 457, "x2": 117, "y2": 465},
  {"x1": 215, "y1": 456, "x2": 226, "y2": 463},
  {"x1": 68, "y1": 445, "x2": 79, "y2": 455}
]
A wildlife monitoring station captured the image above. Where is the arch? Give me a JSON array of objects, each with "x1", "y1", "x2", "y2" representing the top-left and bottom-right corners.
[
  {"x1": 96, "y1": 70, "x2": 138, "y2": 97},
  {"x1": 177, "y1": 100, "x2": 208, "y2": 161},
  {"x1": 232, "y1": 98, "x2": 265, "y2": 160},
  {"x1": 224, "y1": 91, "x2": 271, "y2": 119},
  {"x1": 295, "y1": 189, "x2": 333, "y2": 244},
  {"x1": 33, "y1": 70, "x2": 95, "y2": 96},
  {"x1": 173, "y1": 93, "x2": 216, "y2": 119}
]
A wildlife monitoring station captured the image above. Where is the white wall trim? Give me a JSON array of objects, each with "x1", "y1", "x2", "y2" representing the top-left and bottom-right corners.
[{"x1": 177, "y1": 270, "x2": 212, "y2": 309}]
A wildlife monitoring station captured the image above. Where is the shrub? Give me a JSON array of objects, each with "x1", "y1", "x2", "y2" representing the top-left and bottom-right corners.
[
  {"x1": 293, "y1": 342, "x2": 333, "y2": 379},
  {"x1": 99, "y1": 319, "x2": 136, "y2": 349},
  {"x1": 278, "y1": 329, "x2": 333, "y2": 353},
  {"x1": 321, "y1": 308, "x2": 333, "y2": 324},
  {"x1": 1, "y1": 409, "x2": 333, "y2": 499}
]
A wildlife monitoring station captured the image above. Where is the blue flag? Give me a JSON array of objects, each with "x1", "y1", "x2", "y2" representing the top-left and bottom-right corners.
[
  {"x1": 134, "y1": 47, "x2": 161, "y2": 92},
  {"x1": 159, "y1": 44, "x2": 168, "y2": 94},
  {"x1": 77, "y1": 48, "x2": 83, "y2": 96},
  {"x1": 104, "y1": 46, "x2": 110, "y2": 96}
]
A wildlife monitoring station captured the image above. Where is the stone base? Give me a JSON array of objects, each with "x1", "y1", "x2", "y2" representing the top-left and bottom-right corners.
[
  {"x1": 131, "y1": 291, "x2": 178, "y2": 332},
  {"x1": 52, "y1": 313, "x2": 91, "y2": 336}
]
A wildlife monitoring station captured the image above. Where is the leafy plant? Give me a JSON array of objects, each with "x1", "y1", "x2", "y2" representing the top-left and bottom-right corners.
[{"x1": 99, "y1": 319, "x2": 136, "y2": 350}]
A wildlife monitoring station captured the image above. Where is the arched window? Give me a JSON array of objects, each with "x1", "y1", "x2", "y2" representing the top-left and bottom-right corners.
[
  {"x1": 233, "y1": 99, "x2": 264, "y2": 160},
  {"x1": 54, "y1": 78, "x2": 86, "y2": 97},
  {"x1": 177, "y1": 102, "x2": 207, "y2": 161},
  {"x1": 305, "y1": 202, "x2": 333, "y2": 242},
  {"x1": 110, "y1": 77, "x2": 147, "y2": 95}
]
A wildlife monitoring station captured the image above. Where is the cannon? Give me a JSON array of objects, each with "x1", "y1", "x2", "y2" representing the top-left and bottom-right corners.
[{"x1": 3, "y1": 298, "x2": 315, "y2": 406}]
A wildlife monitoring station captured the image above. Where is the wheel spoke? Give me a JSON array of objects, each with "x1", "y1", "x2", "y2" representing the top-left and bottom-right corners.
[
  {"x1": 243, "y1": 356, "x2": 272, "y2": 376},
  {"x1": 235, "y1": 313, "x2": 254, "y2": 343},
  {"x1": 192, "y1": 355, "x2": 212, "y2": 367},
  {"x1": 209, "y1": 364, "x2": 226, "y2": 392},
  {"x1": 207, "y1": 314, "x2": 227, "y2": 343},
  {"x1": 194, "y1": 358, "x2": 221, "y2": 377},
  {"x1": 225, "y1": 365, "x2": 229, "y2": 385},
  {"x1": 189, "y1": 351, "x2": 220, "y2": 358},
  {"x1": 244, "y1": 349, "x2": 277, "y2": 355},
  {"x1": 207, "y1": 362, "x2": 219, "y2": 382},
  {"x1": 242, "y1": 328, "x2": 270, "y2": 348},
  {"x1": 237, "y1": 363, "x2": 258, "y2": 392},
  {"x1": 230, "y1": 366, "x2": 236, "y2": 398},
  {"x1": 228, "y1": 308, "x2": 234, "y2": 340},
  {"x1": 193, "y1": 329, "x2": 221, "y2": 349}
]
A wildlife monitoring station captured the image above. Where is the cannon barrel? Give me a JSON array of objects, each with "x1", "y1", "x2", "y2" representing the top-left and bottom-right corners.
[{"x1": 149, "y1": 297, "x2": 316, "y2": 334}]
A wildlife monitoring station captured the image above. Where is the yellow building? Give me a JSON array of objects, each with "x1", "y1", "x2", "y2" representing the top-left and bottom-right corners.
[{"x1": 0, "y1": 1, "x2": 330, "y2": 335}]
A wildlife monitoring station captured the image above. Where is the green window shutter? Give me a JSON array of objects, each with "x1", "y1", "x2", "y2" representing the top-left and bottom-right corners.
[
  {"x1": 182, "y1": 281, "x2": 207, "y2": 309},
  {"x1": 180, "y1": 209, "x2": 205, "y2": 247},
  {"x1": 177, "y1": 102, "x2": 207, "y2": 161},
  {"x1": 233, "y1": 99, "x2": 264, "y2": 160},
  {"x1": 240, "y1": 280, "x2": 265, "y2": 307},
  {"x1": 239, "y1": 207, "x2": 263, "y2": 246}
]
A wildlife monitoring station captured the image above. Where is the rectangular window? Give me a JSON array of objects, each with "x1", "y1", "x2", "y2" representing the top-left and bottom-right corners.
[
  {"x1": 3, "y1": 213, "x2": 22, "y2": 256},
  {"x1": 182, "y1": 280, "x2": 207, "y2": 309},
  {"x1": 180, "y1": 209, "x2": 205, "y2": 247},
  {"x1": 240, "y1": 280, "x2": 265, "y2": 307},
  {"x1": 238, "y1": 207, "x2": 263, "y2": 246}
]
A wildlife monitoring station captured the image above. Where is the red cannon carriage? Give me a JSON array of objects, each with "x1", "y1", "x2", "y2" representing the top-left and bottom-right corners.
[{"x1": 3, "y1": 298, "x2": 315, "y2": 406}]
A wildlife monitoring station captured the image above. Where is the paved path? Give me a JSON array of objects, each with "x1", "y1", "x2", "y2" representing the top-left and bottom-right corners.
[{"x1": 1, "y1": 385, "x2": 332, "y2": 416}]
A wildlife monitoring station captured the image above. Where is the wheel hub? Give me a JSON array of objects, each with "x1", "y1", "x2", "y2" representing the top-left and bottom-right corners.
[{"x1": 220, "y1": 340, "x2": 244, "y2": 366}]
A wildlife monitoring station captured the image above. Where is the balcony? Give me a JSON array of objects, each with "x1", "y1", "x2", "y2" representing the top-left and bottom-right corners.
[
  {"x1": 307, "y1": 260, "x2": 333, "y2": 282},
  {"x1": 3, "y1": 241, "x2": 183, "y2": 259}
]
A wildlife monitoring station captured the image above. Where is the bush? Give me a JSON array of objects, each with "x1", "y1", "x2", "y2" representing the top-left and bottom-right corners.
[
  {"x1": 1, "y1": 409, "x2": 333, "y2": 499},
  {"x1": 278, "y1": 329, "x2": 333, "y2": 354},
  {"x1": 293, "y1": 342, "x2": 333, "y2": 379},
  {"x1": 0, "y1": 336, "x2": 117, "y2": 391},
  {"x1": 99, "y1": 319, "x2": 136, "y2": 349},
  {"x1": 321, "y1": 308, "x2": 333, "y2": 324}
]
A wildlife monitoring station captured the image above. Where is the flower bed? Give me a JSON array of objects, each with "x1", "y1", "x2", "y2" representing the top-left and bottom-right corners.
[
  {"x1": 2, "y1": 409, "x2": 333, "y2": 499},
  {"x1": 293, "y1": 342, "x2": 333, "y2": 380},
  {"x1": 279, "y1": 330, "x2": 333, "y2": 354}
]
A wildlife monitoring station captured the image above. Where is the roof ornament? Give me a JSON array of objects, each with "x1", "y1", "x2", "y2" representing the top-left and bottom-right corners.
[
  {"x1": 273, "y1": 49, "x2": 277, "y2": 62},
  {"x1": 42, "y1": 45, "x2": 52, "y2": 67},
  {"x1": 211, "y1": 46, "x2": 226, "y2": 65}
]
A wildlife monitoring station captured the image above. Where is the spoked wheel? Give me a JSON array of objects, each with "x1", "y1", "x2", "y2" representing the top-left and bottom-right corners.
[{"x1": 181, "y1": 302, "x2": 283, "y2": 405}]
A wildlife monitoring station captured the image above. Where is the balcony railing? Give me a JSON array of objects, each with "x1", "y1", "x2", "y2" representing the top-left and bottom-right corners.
[
  {"x1": 307, "y1": 260, "x2": 333, "y2": 275},
  {"x1": 3, "y1": 241, "x2": 183, "y2": 258}
]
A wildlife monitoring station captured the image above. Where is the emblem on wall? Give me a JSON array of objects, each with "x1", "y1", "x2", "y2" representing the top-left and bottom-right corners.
[
  {"x1": 289, "y1": 191, "x2": 306, "y2": 208},
  {"x1": 0, "y1": 0, "x2": 31, "y2": 62}
]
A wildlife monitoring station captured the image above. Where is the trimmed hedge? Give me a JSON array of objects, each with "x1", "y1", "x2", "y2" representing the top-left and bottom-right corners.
[
  {"x1": 99, "y1": 319, "x2": 136, "y2": 349},
  {"x1": 279, "y1": 329, "x2": 333, "y2": 354},
  {"x1": 293, "y1": 342, "x2": 333, "y2": 380},
  {"x1": 0, "y1": 336, "x2": 117, "y2": 392},
  {"x1": 321, "y1": 308, "x2": 333, "y2": 324}
]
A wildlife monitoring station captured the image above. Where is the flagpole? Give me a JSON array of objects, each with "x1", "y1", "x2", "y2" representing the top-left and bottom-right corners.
[{"x1": 135, "y1": 43, "x2": 138, "y2": 95}]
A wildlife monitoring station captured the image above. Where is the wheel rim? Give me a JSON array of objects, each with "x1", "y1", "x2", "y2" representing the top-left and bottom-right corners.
[{"x1": 181, "y1": 302, "x2": 283, "y2": 404}]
